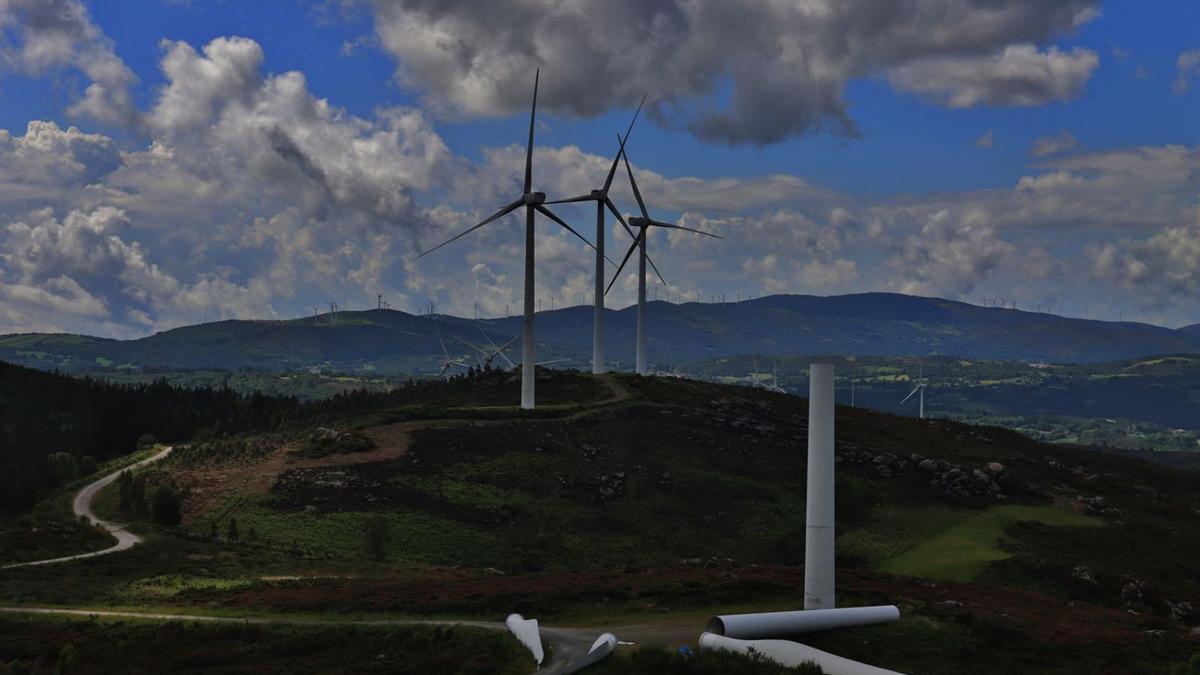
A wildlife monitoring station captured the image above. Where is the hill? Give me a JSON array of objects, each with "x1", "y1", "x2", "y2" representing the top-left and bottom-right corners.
[
  {"x1": 3, "y1": 293, "x2": 1199, "y2": 375},
  {"x1": 1182, "y1": 323, "x2": 1200, "y2": 338},
  {"x1": 5, "y1": 369, "x2": 1199, "y2": 673}
]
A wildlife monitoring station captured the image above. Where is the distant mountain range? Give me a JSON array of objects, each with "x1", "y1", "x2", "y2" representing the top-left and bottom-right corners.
[{"x1": 3, "y1": 293, "x2": 1199, "y2": 374}]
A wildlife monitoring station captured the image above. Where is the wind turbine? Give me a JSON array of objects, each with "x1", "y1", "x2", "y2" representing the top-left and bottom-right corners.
[
  {"x1": 900, "y1": 364, "x2": 927, "y2": 419},
  {"x1": 451, "y1": 331, "x2": 520, "y2": 371},
  {"x1": 436, "y1": 329, "x2": 471, "y2": 379},
  {"x1": 606, "y1": 148, "x2": 722, "y2": 375},
  {"x1": 419, "y1": 70, "x2": 596, "y2": 409},
  {"x1": 545, "y1": 97, "x2": 657, "y2": 375}
]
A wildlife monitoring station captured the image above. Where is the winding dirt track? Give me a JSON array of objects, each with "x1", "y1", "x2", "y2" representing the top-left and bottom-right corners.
[{"x1": 1, "y1": 447, "x2": 173, "y2": 570}]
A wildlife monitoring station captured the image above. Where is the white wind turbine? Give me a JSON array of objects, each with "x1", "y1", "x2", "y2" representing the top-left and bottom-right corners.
[
  {"x1": 544, "y1": 98, "x2": 654, "y2": 375},
  {"x1": 419, "y1": 70, "x2": 596, "y2": 409},
  {"x1": 900, "y1": 363, "x2": 927, "y2": 419},
  {"x1": 606, "y1": 148, "x2": 721, "y2": 375}
]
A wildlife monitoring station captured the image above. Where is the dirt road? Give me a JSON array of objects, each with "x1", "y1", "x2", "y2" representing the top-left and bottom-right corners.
[{"x1": 1, "y1": 447, "x2": 173, "y2": 569}]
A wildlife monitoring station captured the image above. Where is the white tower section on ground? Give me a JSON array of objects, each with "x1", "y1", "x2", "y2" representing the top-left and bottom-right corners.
[{"x1": 805, "y1": 363, "x2": 836, "y2": 610}]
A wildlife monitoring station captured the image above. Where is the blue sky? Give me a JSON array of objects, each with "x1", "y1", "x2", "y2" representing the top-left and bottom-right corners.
[{"x1": 1, "y1": 0, "x2": 1198, "y2": 336}]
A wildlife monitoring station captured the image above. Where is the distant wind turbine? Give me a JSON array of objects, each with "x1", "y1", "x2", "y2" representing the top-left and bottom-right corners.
[
  {"x1": 418, "y1": 70, "x2": 597, "y2": 409},
  {"x1": 900, "y1": 364, "x2": 927, "y2": 419},
  {"x1": 545, "y1": 97, "x2": 655, "y2": 375},
  {"x1": 607, "y1": 147, "x2": 722, "y2": 375}
]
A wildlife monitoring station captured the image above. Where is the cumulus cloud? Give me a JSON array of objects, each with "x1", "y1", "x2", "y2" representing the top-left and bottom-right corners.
[
  {"x1": 1091, "y1": 224, "x2": 1200, "y2": 307},
  {"x1": 367, "y1": 0, "x2": 1099, "y2": 144},
  {"x1": 1173, "y1": 49, "x2": 1200, "y2": 94},
  {"x1": 1030, "y1": 128, "x2": 1079, "y2": 157},
  {"x1": 890, "y1": 211, "x2": 1015, "y2": 297},
  {"x1": 0, "y1": 0, "x2": 138, "y2": 125},
  {"x1": 888, "y1": 45, "x2": 1098, "y2": 108}
]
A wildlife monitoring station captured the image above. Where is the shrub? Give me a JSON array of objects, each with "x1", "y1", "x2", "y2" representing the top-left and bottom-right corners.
[
  {"x1": 150, "y1": 486, "x2": 183, "y2": 526},
  {"x1": 363, "y1": 515, "x2": 389, "y2": 562}
]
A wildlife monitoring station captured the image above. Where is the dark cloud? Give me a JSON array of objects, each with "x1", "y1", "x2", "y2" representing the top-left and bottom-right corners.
[{"x1": 367, "y1": 0, "x2": 1099, "y2": 144}]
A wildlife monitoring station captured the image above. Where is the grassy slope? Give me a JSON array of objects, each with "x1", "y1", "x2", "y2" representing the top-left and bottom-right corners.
[
  {"x1": 877, "y1": 504, "x2": 1101, "y2": 581},
  {"x1": 5, "y1": 372, "x2": 1200, "y2": 673}
]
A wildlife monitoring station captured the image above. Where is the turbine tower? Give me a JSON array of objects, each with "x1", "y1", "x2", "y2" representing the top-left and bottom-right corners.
[
  {"x1": 607, "y1": 149, "x2": 721, "y2": 375},
  {"x1": 900, "y1": 364, "x2": 927, "y2": 419},
  {"x1": 419, "y1": 70, "x2": 596, "y2": 409},
  {"x1": 545, "y1": 98, "x2": 650, "y2": 375}
]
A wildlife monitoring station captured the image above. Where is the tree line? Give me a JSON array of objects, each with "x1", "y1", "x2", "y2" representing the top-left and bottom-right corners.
[
  {"x1": 0, "y1": 360, "x2": 299, "y2": 512},
  {"x1": 0, "y1": 360, "x2": 511, "y2": 513}
]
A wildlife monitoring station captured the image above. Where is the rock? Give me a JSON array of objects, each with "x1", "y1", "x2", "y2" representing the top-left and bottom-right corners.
[
  {"x1": 1121, "y1": 579, "x2": 1146, "y2": 602},
  {"x1": 1167, "y1": 600, "x2": 1195, "y2": 622},
  {"x1": 918, "y1": 459, "x2": 938, "y2": 472},
  {"x1": 1071, "y1": 565, "x2": 1098, "y2": 585},
  {"x1": 1143, "y1": 629, "x2": 1167, "y2": 638},
  {"x1": 1191, "y1": 626, "x2": 1200, "y2": 637},
  {"x1": 941, "y1": 600, "x2": 964, "y2": 609},
  {"x1": 985, "y1": 462, "x2": 1005, "y2": 475}
]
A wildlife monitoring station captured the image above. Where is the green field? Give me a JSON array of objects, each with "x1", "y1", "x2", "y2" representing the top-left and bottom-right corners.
[{"x1": 877, "y1": 504, "x2": 1102, "y2": 581}]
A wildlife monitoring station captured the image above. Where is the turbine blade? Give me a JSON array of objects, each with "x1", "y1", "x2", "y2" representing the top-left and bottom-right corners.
[
  {"x1": 535, "y1": 204, "x2": 597, "y2": 253},
  {"x1": 418, "y1": 199, "x2": 522, "y2": 258},
  {"x1": 602, "y1": 95, "x2": 646, "y2": 193},
  {"x1": 650, "y1": 220, "x2": 723, "y2": 239},
  {"x1": 603, "y1": 197, "x2": 630, "y2": 232},
  {"x1": 525, "y1": 69, "x2": 539, "y2": 194},
  {"x1": 605, "y1": 236, "x2": 642, "y2": 295},
  {"x1": 545, "y1": 194, "x2": 595, "y2": 205},
  {"x1": 646, "y1": 252, "x2": 668, "y2": 287},
  {"x1": 900, "y1": 386, "x2": 920, "y2": 405},
  {"x1": 621, "y1": 146, "x2": 650, "y2": 220}
]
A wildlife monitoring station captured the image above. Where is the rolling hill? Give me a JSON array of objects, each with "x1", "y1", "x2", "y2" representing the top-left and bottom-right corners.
[
  {"x1": 5, "y1": 368, "x2": 1200, "y2": 673},
  {"x1": 3, "y1": 293, "x2": 1200, "y2": 374}
]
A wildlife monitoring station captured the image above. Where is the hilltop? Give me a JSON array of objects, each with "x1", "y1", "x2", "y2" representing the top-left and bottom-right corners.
[
  {"x1": 3, "y1": 293, "x2": 1200, "y2": 375},
  {"x1": 4, "y1": 368, "x2": 1199, "y2": 673}
]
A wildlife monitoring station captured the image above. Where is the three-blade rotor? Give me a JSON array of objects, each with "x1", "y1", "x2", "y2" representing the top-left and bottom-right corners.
[
  {"x1": 605, "y1": 147, "x2": 722, "y2": 295},
  {"x1": 418, "y1": 69, "x2": 599, "y2": 260}
]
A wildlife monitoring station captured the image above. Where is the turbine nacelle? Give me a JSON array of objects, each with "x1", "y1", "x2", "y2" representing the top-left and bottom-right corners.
[
  {"x1": 590, "y1": 189, "x2": 607, "y2": 199},
  {"x1": 523, "y1": 192, "x2": 547, "y2": 205},
  {"x1": 629, "y1": 216, "x2": 649, "y2": 228}
]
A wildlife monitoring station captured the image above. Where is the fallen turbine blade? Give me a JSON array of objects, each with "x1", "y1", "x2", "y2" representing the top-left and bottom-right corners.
[{"x1": 418, "y1": 199, "x2": 522, "y2": 258}]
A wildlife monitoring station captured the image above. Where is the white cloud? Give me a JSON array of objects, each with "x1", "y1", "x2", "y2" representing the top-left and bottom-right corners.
[
  {"x1": 0, "y1": 0, "x2": 138, "y2": 125},
  {"x1": 1173, "y1": 49, "x2": 1200, "y2": 94},
  {"x1": 1091, "y1": 223, "x2": 1200, "y2": 307},
  {"x1": 367, "y1": 0, "x2": 1100, "y2": 144},
  {"x1": 1030, "y1": 128, "x2": 1079, "y2": 157},
  {"x1": 888, "y1": 45, "x2": 1098, "y2": 108}
]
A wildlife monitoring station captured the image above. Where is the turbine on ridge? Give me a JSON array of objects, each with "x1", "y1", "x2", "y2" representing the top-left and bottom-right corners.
[
  {"x1": 418, "y1": 70, "x2": 597, "y2": 409},
  {"x1": 606, "y1": 146, "x2": 722, "y2": 375}
]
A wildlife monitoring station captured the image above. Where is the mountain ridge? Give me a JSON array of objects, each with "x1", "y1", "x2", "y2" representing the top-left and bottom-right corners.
[{"x1": 3, "y1": 292, "x2": 1198, "y2": 373}]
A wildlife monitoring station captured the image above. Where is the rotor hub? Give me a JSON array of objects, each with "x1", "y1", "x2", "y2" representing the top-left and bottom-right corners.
[{"x1": 523, "y1": 192, "x2": 546, "y2": 205}]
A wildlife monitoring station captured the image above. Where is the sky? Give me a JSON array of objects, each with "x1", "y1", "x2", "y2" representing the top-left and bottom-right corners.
[{"x1": 0, "y1": 0, "x2": 1198, "y2": 338}]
